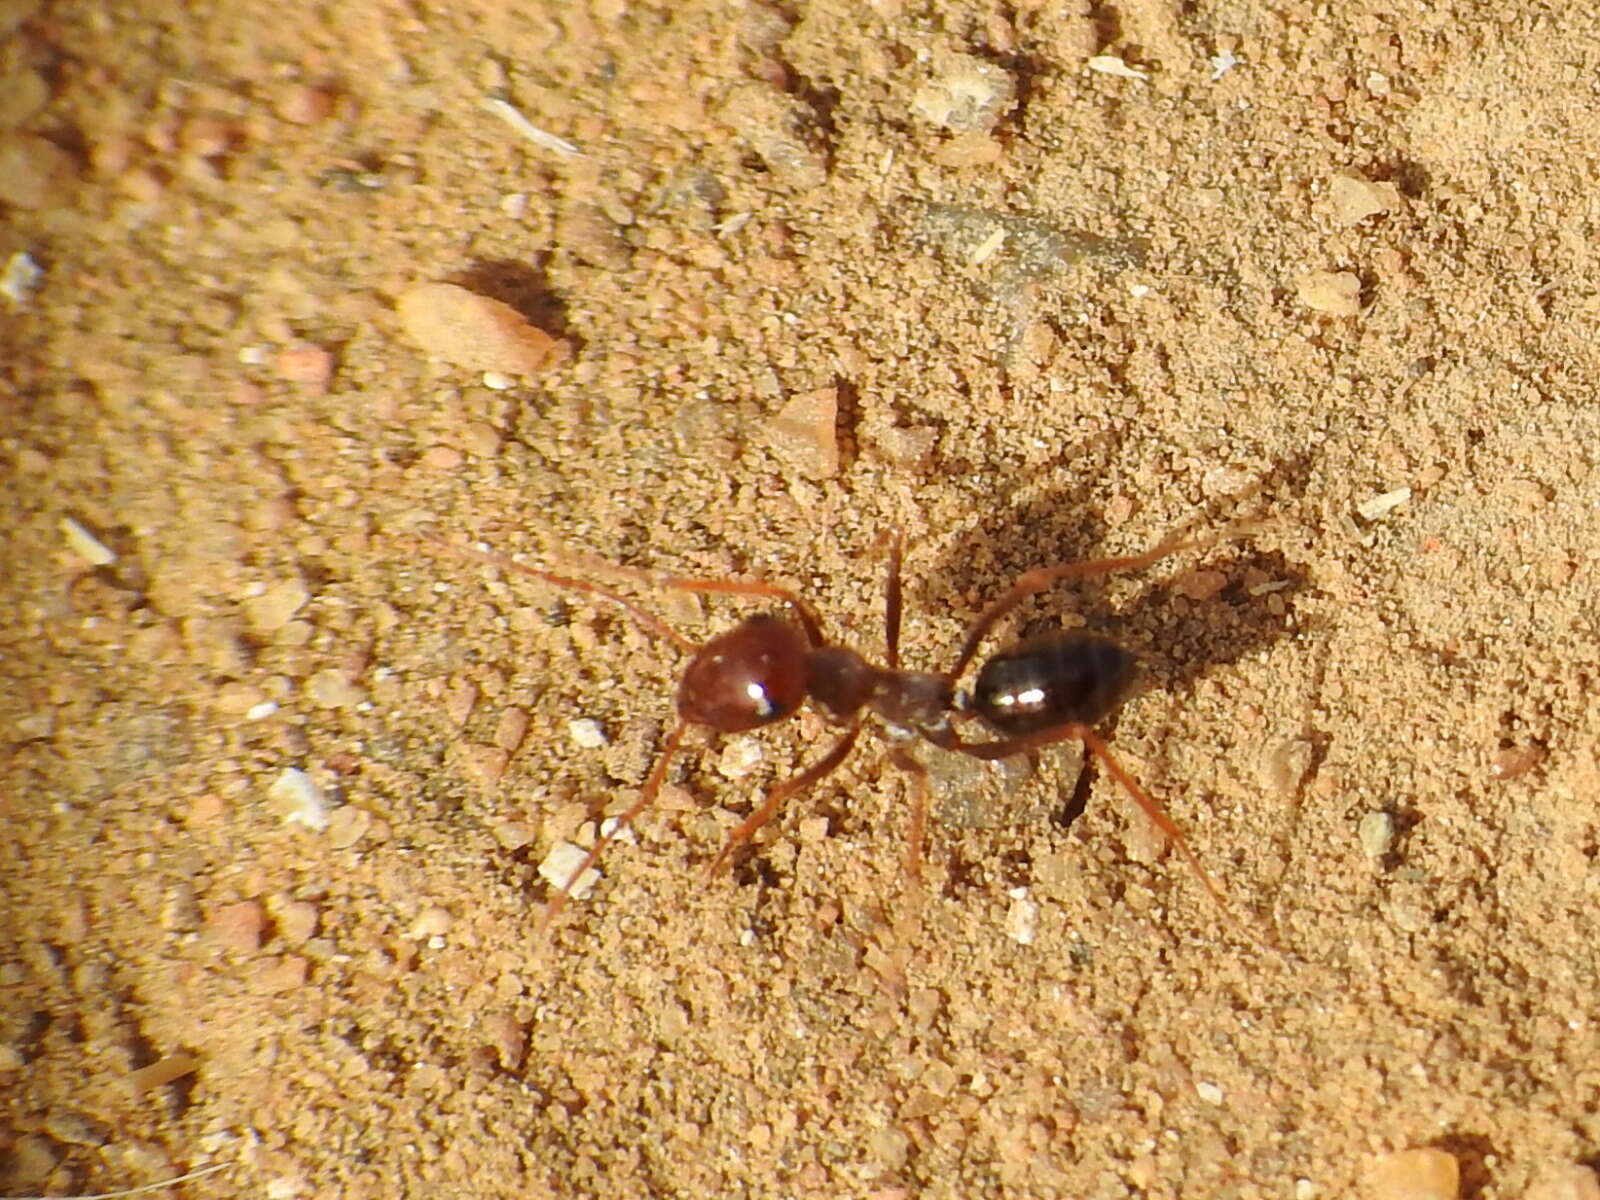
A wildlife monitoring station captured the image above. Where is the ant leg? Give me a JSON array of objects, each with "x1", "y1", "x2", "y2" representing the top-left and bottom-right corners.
[
  {"x1": 708, "y1": 724, "x2": 862, "y2": 877},
  {"x1": 1077, "y1": 728, "x2": 1227, "y2": 912},
  {"x1": 938, "y1": 722, "x2": 1227, "y2": 912},
  {"x1": 653, "y1": 577, "x2": 826, "y2": 648},
  {"x1": 540, "y1": 720, "x2": 690, "y2": 934},
  {"x1": 883, "y1": 531, "x2": 907, "y2": 671},
  {"x1": 888, "y1": 747, "x2": 928, "y2": 884},
  {"x1": 948, "y1": 531, "x2": 1199, "y2": 680},
  {"x1": 411, "y1": 536, "x2": 696, "y2": 653}
]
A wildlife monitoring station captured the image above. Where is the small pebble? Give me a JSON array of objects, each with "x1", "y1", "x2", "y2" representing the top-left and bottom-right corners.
[
  {"x1": 206, "y1": 900, "x2": 267, "y2": 953},
  {"x1": 716, "y1": 736, "x2": 764, "y2": 780},
  {"x1": 493, "y1": 706, "x2": 529, "y2": 753},
  {"x1": 1357, "y1": 487, "x2": 1411, "y2": 521},
  {"x1": 1358, "y1": 811, "x2": 1395, "y2": 857},
  {"x1": 0, "y1": 131, "x2": 77, "y2": 209},
  {"x1": 491, "y1": 819, "x2": 537, "y2": 851},
  {"x1": 276, "y1": 344, "x2": 335, "y2": 394},
  {"x1": 416, "y1": 445, "x2": 464, "y2": 472},
  {"x1": 253, "y1": 955, "x2": 309, "y2": 993},
  {"x1": 396, "y1": 281, "x2": 566, "y2": 376},
  {"x1": 1364, "y1": 1147, "x2": 1459, "y2": 1200},
  {"x1": 1524, "y1": 1164, "x2": 1600, "y2": 1200},
  {"x1": 482, "y1": 1011, "x2": 527, "y2": 1070},
  {"x1": 305, "y1": 668, "x2": 366, "y2": 709},
  {"x1": 407, "y1": 905, "x2": 454, "y2": 939},
  {"x1": 1004, "y1": 888, "x2": 1038, "y2": 945},
  {"x1": 538, "y1": 841, "x2": 600, "y2": 899},
  {"x1": 568, "y1": 717, "x2": 607, "y2": 749},
  {"x1": 243, "y1": 579, "x2": 310, "y2": 634},
  {"x1": 0, "y1": 250, "x2": 42, "y2": 307},
  {"x1": 213, "y1": 681, "x2": 268, "y2": 716},
  {"x1": 1327, "y1": 171, "x2": 1401, "y2": 226},
  {"x1": 274, "y1": 900, "x2": 319, "y2": 945},
  {"x1": 458, "y1": 744, "x2": 509, "y2": 790},
  {"x1": 267, "y1": 768, "x2": 329, "y2": 831},
  {"x1": 274, "y1": 84, "x2": 336, "y2": 125},
  {"x1": 762, "y1": 387, "x2": 839, "y2": 478},
  {"x1": 1297, "y1": 270, "x2": 1361, "y2": 316},
  {"x1": 187, "y1": 793, "x2": 227, "y2": 823},
  {"x1": 1259, "y1": 737, "x2": 1314, "y2": 794},
  {"x1": 1195, "y1": 1080, "x2": 1224, "y2": 1105},
  {"x1": 912, "y1": 52, "x2": 1016, "y2": 133},
  {"x1": 325, "y1": 804, "x2": 372, "y2": 849}
]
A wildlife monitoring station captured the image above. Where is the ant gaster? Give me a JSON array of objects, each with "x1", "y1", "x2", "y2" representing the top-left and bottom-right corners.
[{"x1": 424, "y1": 531, "x2": 1227, "y2": 931}]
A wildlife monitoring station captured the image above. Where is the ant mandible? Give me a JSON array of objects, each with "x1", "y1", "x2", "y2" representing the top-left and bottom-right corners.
[{"x1": 422, "y1": 529, "x2": 1228, "y2": 931}]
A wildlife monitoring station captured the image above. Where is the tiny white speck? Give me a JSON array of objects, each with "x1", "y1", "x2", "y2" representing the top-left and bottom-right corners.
[
  {"x1": 0, "y1": 251, "x2": 42, "y2": 307},
  {"x1": 1086, "y1": 55, "x2": 1148, "y2": 81},
  {"x1": 59, "y1": 517, "x2": 115, "y2": 566},
  {"x1": 1196, "y1": 1080, "x2": 1224, "y2": 1105},
  {"x1": 245, "y1": 700, "x2": 279, "y2": 721},
  {"x1": 1209, "y1": 50, "x2": 1240, "y2": 81},
  {"x1": 569, "y1": 717, "x2": 607, "y2": 748}
]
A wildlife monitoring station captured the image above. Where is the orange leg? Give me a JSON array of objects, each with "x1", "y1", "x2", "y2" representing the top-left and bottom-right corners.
[
  {"x1": 540, "y1": 720, "x2": 690, "y2": 934},
  {"x1": 940, "y1": 721, "x2": 1227, "y2": 913},
  {"x1": 708, "y1": 724, "x2": 862, "y2": 877},
  {"x1": 948, "y1": 533, "x2": 1199, "y2": 679}
]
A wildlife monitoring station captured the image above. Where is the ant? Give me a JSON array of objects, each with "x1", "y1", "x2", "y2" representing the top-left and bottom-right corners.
[{"x1": 419, "y1": 529, "x2": 1229, "y2": 932}]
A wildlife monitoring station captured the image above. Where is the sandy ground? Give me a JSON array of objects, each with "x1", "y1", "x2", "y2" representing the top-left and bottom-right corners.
[{"x1": 4, "y1": 1, "x2": 1600, "y2": 1197}]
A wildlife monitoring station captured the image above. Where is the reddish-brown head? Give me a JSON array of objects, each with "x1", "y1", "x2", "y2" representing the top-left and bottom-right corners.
[{"x1": 677, "y1": 614, "x2": 811, "y2": 732}]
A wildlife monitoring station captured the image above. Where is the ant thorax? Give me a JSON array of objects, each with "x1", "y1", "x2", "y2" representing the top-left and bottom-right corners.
[{"x1": 867, "y1": 669, "x2": 954, "y2": 741}]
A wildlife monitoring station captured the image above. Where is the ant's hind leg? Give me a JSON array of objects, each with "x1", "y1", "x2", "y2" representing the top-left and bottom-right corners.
[
  {"x1": 888, "y1": 747, "x2": 929, "y2": 885},
  {"x1": 941, "y1": 722, "x2": 1228, "y2": 913}
]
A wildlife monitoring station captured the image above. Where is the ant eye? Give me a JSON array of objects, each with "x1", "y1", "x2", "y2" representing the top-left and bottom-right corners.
[{"x1": 678, "y1": 615, "x2": 810, "y2": 732}]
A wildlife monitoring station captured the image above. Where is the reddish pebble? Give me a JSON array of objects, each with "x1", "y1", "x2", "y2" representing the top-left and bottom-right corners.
[
  {"x1": 275, "y1": 85, "x2": 336, "y2": 126},
  {"x1": 395, "y1": 281, "x2": 567, "y2": 376},
  {"x1": 277, "y1": 344, "x2": 335, "y2": 394},
  {"x1": 253, "y1": 955, "x2": 309, "y2": 993},
  {"x1": 763, "y1": 386, "x2": 840, "y2": 478},
  {"x1": 206, "y1": 900, "x2": 266, "y2": 953}
]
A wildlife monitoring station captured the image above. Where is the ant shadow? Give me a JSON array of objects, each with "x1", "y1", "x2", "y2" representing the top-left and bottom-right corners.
[{"x1": 907, "y1": 446, "x2": 1314, "y2": 849}]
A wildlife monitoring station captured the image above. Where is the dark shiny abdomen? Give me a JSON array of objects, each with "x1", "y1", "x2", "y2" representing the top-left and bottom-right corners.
[{"x1": 972, "y1": 632, "x2": 1137, "y2": 736}]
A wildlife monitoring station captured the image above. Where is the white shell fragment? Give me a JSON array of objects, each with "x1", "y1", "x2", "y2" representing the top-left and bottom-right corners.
[
  {"x1": 1086, "y1": 55, "x2": 1149, "y2": 81},
  {"x1": 539, "y1": 841, "x2": 600, "y2": 900},
  {"x1": 1005, "y1": 888, "x2": 1038, "y2": 945},
  {"x1": 1358, "y1": 811, "x2": 1396, "y2": 858},
  {"x1": 1, "y1": 250, "x2": 42, "y2": 307},
  {"x1": 267, "y1": 768, "x2": 330, "y2": 831},
  {"x1": 568, "y1": 718, "x2": 608, "y2": 749},
  {"x1": 60, "y1": 516, "x2": 116, "y2": 566},
  {"x1": 1356, "y1": 486, "x2": 1411, "y2": 521},
  {"x1": 479, "y1": 96, "x2": 583, "y2": 157}
]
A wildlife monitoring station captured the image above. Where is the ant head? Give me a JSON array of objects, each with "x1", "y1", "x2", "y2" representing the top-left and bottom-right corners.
[{"x1": 678, "y1": 614, "x2": 811, "y2": 733}]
